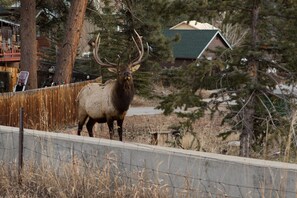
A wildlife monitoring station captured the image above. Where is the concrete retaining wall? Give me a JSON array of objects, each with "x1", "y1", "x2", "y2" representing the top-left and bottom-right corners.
[{"x1": 1, "y1": 125, "x2": 297, "y2": 197}]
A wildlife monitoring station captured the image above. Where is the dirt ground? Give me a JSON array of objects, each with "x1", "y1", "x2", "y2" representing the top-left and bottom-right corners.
[{"x1": 62, "y1": 94, "x2": 240, "y2": 156}]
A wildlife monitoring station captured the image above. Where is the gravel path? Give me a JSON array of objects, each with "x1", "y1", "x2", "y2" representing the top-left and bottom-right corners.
[{"x1": 127, "y1": 107, "x2": 163, "y2": 116}]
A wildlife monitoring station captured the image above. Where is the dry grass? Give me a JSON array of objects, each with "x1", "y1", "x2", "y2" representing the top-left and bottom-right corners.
[
  {"x1": 2, "y1": 95, "x2": 295, "y2": 197},
  {"x1": 65, "y1": 109, "x2": 237, "y2": 155},
  {"x1": 0, "y1": 153, "x2": 170, "y2": 198},
  {"x1": 63, "y1": 94, "x2": 239, "y2": 155},
  {"x1": 61, "y1": 92, "x2": 292, "y2": 160}
]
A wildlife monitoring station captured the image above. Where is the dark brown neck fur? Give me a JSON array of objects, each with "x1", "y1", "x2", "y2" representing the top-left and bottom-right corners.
[{"x1": 112, "y1": 79, "x2": 135, "y2": 113}]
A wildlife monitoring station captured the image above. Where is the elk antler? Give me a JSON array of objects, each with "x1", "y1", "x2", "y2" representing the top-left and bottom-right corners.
[
  {"x1": 93, "y1": 34, "x2": 117, "y2": 67},
  {"x1": 131, "y1": 30, "x2": 145, "y2": 66},
  {"x1": 93, "y1": 30, "x2": 148, "y2": 67}
]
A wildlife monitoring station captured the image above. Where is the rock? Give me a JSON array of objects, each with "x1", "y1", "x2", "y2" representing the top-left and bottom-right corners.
[
  {"x1": 181, "y1": 132, "x2": 200, "y2": 150},
  {"x1": 227, "y1": 141, "x2": 240, "y2": 147}
]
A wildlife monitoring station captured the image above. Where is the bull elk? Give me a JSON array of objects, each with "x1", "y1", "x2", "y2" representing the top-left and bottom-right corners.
[{"x1": 76, "y1": 30, "x2": 146, "y2": 141}]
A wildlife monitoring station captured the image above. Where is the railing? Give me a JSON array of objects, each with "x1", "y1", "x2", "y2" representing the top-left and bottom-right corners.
[
  {"x1": 0, "y1": 42, "x2": 21, "y2": 62},
  {"x1": 0, "y1": 52, "x2": 21, "y2": 62}
]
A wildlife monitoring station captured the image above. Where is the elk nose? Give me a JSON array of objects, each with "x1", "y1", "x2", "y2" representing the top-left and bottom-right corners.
[{"x1": 124, "y1": 72, "x2": 131, "y2": 80}]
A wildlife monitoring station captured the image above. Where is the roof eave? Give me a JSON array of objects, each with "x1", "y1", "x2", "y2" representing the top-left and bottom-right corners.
[
  {"x1": 197, "y1": 31, "x2": 232, "y2": 59},
  {"x1": 217, "y1": 31, "x2": 233, "y2": 49},
  {"x1": 0, "y1": 18, "x2": 20, "y2": 26}
]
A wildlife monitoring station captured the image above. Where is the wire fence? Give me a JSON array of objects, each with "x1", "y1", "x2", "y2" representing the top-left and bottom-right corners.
[{"x1": 1, "y1": 119, "x2": 297, "y2": 197}]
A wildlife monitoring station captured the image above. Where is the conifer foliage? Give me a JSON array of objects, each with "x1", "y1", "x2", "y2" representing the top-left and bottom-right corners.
[
  {"x1": 87, "y1": 0, "x2": 177, "y2": 96},
  {"x1": 158, "y1": 0, "x2": 297, "y2": 158}
]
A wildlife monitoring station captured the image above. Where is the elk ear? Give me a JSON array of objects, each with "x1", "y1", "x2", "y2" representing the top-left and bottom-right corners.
[
  {"x1": 107, "y1": 67, "x2": 117, "y2": 73},
  {"x1": 131, "y1": 64, "x2": 140, "y2": 73}
]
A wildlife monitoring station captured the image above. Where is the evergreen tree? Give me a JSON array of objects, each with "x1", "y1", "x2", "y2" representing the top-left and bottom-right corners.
[
  {"x1": 36, "y1": 0, "x2": 69, "y2": 34},
  {"x1": 0, "y1": 0, "x2": 15, "y2": 6},
  {"x1": 86, "y1": 0, "x2": 175, "y2": 96},
  {"x1": 53, "y1": 0, "x2": 88, "y2": 84},
  {"x1": 158, "y1": 0, "x2": 297, "y2": 159},
  {"x1": 20, "y1": 0, "x2": 38, "y2": 89},
  {"x1": 85, "y1": 0, "x2": 225, "y2": 96}
]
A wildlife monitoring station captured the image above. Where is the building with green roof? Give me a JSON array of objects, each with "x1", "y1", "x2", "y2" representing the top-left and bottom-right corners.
[{"x1": 164, "y1": 29, "x2": 232, "y2": 67}]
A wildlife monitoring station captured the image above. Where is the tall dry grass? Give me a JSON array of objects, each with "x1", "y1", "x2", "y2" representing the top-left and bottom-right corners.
[{"x1": 0, "y1": 154, "x2": 170, "y2": 198}]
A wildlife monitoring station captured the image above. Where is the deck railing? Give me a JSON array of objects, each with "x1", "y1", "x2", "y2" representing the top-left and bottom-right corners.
[{"x1": 0, "y1": 41, "x2": 21, "y2": 62}]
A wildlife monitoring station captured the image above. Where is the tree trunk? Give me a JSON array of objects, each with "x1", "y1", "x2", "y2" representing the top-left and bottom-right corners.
[
  {"x1": 240, "y1": 90, "x2": 256, "y2": 157},
  {"x1": 53, "y1": 0, "x2": 88, "y2": 84},
  {"x1": 20, "y1": 0, "x2": 37, "y2": 89},
  {"x1": 239, "y1": 1, "x2": 260, "y2": 157}
]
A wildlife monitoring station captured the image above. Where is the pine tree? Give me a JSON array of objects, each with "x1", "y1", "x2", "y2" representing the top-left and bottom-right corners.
[
  {"x1": 53, "y1": 0, "x2": 88, "y2": 84},
  {"x1": 87, "y1": 0, "x2": 177, "y2": 96},
  {"x1": 20, "y1": 0, "x2": 38, "y2": 89},
  {"x1": 158, "y1": 0, "x2": 297, "y2": 158},
  {"x1": 217, "y1": 0, "x2": 297, "y2": 158}
]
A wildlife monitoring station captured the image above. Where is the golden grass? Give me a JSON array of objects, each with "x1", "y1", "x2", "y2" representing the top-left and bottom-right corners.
[
  {"x1": 62, "y1": 93, "x2": 297, "y2": 162},
  {"x1": 0, "y1": 153, "x2": 170, "y2": 197}
]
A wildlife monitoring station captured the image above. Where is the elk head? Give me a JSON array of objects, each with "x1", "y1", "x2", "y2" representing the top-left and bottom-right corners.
[{"x1": 92, "y1": 30, "x2": 145, "y2": 85}]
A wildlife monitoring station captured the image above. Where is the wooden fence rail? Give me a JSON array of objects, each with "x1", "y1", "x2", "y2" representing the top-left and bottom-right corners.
[{"x1": 0, "y1": 78, "x2": 101, "y2": 131}]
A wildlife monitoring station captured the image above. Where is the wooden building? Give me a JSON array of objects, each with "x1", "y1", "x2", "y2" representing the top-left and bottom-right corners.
[
  {"x1": 164, "y1": 29, "x2": 232, "y2": 67},
  {"x1": 0, "y1": 18, "x2": 20, "y2": 92},
  {"x1": 163, "y1": 21, "x2": 232, "y2": 67},
  {"x1": 0, "y1": 18, "x2": 21, "y2": 64}
]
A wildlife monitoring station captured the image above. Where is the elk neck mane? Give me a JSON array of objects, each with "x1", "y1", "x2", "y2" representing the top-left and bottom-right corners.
[{"x1": 111, "y1": 79, "x2": 135, "y2": 113}]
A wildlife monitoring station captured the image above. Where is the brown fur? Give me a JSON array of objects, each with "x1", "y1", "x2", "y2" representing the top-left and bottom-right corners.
[
  {"x1": 77, "y1": 66, "x2": 138, "y2": 141},
  {"x1": 77, "y1": 30, "x2": 145, "y2": 141}
]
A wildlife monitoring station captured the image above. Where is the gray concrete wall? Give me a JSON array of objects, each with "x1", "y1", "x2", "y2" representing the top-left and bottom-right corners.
[{"x1": 1, "y1": 124, "x2": 297, "y2": 197}]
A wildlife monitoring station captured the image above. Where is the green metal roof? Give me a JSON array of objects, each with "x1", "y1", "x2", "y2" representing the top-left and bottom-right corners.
[{"x1": 164, "y1": 29, "x2": 231, "y2": 59}]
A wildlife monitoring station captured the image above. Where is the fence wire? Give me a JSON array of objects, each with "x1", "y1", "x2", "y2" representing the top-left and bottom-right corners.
[{"x1": 1, "y1": 127, "x2": 297, "y2": 197}]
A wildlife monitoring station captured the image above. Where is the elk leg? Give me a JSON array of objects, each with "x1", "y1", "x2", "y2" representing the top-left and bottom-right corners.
[
  {"x1": 86, "y1": 118, "x2": 96, "y2": 137},
  {"x1": 117, "y1": 119, "x2": 124, "y2": 141},
  {"x1": 78, "y1": 123, "x2": 83, "y2": 136},
  {"x1": 107, "y1": 120, "x2": 114, "y2": 140},
  {"x1": 77, "y1": 116, "x2": 88, "y2": 136}
]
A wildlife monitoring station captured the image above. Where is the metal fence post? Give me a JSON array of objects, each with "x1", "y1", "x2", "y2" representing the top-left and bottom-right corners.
[{"x1": 18, "y1": 107, "x2": 24, "y2": 184}]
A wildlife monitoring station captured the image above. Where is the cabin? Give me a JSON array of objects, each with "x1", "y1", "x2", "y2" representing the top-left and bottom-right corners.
[
  {"x1": 0, "y1": 18, "x2": 20, "y2": 64},
  {"x1": 170, "y1": 20, "x2": 218, "y2": 30},
  {"x1": 0, "y1": 5, "x2": 98, "y2": 92},
  {"x1": 0, "y1": 18, "x2": 20, "y2": 92},
  {"x1": 164, "y1": 21, "x2": 232, "y2": 67}
]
